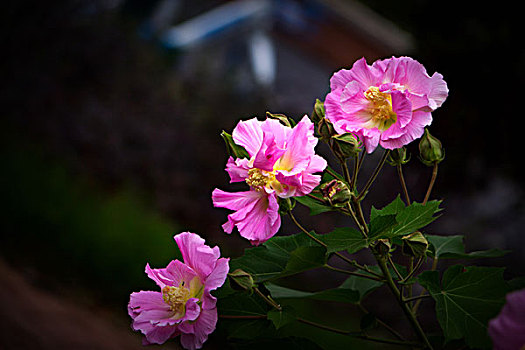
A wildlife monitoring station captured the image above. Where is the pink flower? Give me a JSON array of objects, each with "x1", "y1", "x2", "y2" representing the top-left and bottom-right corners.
[
  {"x1": 212, "y1": 116, "x2": 327, "y2": 245},
  {"x1": 128, "y1": 232, "x2": 229, "y2": 350},
  {"x1": 489, "y1": 289, "x2": 525, "y2": 350},
  {"x1": 325, "y1": 56, "x2": 448, "y2": 153}
]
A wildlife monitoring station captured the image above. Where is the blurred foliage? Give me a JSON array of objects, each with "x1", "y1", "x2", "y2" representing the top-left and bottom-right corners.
[{"x1": 0, "y1": 137, "x2": 180, "y2": 305}]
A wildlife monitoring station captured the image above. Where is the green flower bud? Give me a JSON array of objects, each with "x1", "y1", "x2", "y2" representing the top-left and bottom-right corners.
[
  {"x1": 402, "y1": 231, "x2": 429, "y2": 257},
  {"x1": 320, "y1": 179, "x2": 352, "y2": 207},
  {"x1": 317, "y1": 117, "x2": 336, "y2": 142},
  {"x1": 278, "y1": 197, "x2": 296, "y2": 214},
  {"x1": 419, "y1": 129, "x2": 445, "y2": 166},
  {"x1": 266, "y1": 111, "x2": 294, "y2": 128},
  {"x1": 221, "y1": 131, "x2": 250, "y2": 159},
  {"x1": 228, "y1": 269, "x2": 255, "y2": 292},
  {"x1": 332, "y1": 133, "x2": 362, "y2": 159},
  {"x1": 387, "y1": 147, "x2": 410, "y2": 166},
  {"x1": 311, "y1": 99, "x2": 325, "y2": 124}
]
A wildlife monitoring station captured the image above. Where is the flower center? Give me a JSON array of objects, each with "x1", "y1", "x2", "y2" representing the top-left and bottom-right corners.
[
  {"x1": 364, "y1": 86, "x2": 397, "y2": 131},
  {"x1": 162, "y1": 282, "x2": 190, "y2": 315},
  {"x1": 246, "y1": 168, "x2": 285, "y2": 194},
  {"x1": 246, "y1": 168, "x2": 269, "y2": 190}
]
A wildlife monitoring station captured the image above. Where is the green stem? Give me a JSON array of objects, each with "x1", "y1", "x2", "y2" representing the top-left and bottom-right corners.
[
  {"x1": 324, "y1": 264, "x2": 383, "y2": 282},
  {"x1": 288, "y1": 210, "x2": 382, "y2": 279},
  {"x1": 397, "y1": 164, "x2": 411, "y2": 205},
  {"x1": 254, "y1": 287, "x2": 281, "y2": 311},
  {"x1": 358, "y1": 304, "x2": 405, "y2": 341},
  {"x1": 413, "y1": 258, "x2": 438, "y2": 312},
  {"x1": 296, "y1": 317, "x2": 360, "y2": 336},
  {"x1": 401, "y1": 257, "x2": 424, "y2": 284},
  {"x1": 388, "y1": 256, "x2": 404, "y2": 280},
  {"x1": 376, "y1": 256, "x2": 433, "y2": 349},
  {"x1": 325, "y1": 167, "x2": 341, "y2": 180},
  {"x1": 357, "y1": 149, "x2": 390, "y2": 201},
  {"x1": 219, "y1": 315, "x2": 267, "y2": 319},
  {"x1": 403, "y1": 294, "x2": 431, "y2": 303},
  {"x1": 423, "y1": 163, "x2": 438, "y2": 205},
  {"x1": 357, "y1": 335, "x2": 423, "y2": 348}
]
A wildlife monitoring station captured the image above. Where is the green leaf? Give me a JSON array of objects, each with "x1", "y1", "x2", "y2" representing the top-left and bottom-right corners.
[
  {"x1": 370, "y1": 196, "x2": 442, "y2": 238},
  {"x1": 321, "y1": 165, "x2": 346, "y2": 182},
  {"x1": 231, "y1": 233, "x2": 324, "y2": 283},
  {"x1": 418, "y1": 265, "x2": 509, "y2": 348},
  {"x1": 295, "y1": 195, "x2": 334, "y2": 215},
  {"x1": 266, "y1": 272, "x2": 382, "y2": 304},
  {"x1": 285, "y1": 246, "x2": 327, "y2": 274},
  {"x1": 427, "y1": 234, "x2": 509, "y2": 259},
  {"x1": 368, "y1": 214, "x2": 397, "y2": 238},
  {"x1": 267, "y1": 306, "x2": 296, "y2": 329},
  {"x1": 318, "y1": 227, "x2": 369, "y2": 254},
  {"x1": 265, "y1": 283, "x2": 360, "y2": 304}
]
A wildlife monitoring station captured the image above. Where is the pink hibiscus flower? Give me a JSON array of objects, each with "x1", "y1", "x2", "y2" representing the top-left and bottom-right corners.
[
  {"x1": 128, "y1": 232, "x2": 229, "y2": 350},
  {"x1": 324, "y1": 56, "x2": 448, "y2": 153},
  {"x1": 212, "y1": 116, "x2": 327, "y2": 245}
]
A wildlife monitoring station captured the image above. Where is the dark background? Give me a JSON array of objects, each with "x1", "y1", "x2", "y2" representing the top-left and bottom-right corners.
[{"x1": 1, "y1": 0, "x2": 523, "y2": 348}]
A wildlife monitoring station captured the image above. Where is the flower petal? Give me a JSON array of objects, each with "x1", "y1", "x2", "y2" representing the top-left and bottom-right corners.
[
  {"x1": 232, "y1": 118, "x2": 263, "y2": 157},
  {"x1": 174, "y1": 232, "x2": 220, "y2": 281}
]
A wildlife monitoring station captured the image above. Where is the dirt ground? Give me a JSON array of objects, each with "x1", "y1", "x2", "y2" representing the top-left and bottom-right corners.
[{"x1": 0, "y1": 259, "x2": 181, "y2": 350}]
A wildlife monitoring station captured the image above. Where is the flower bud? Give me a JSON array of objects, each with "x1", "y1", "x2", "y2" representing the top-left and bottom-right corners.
[
  {"x1": 266, "y1": 111, "x2": 294, "y2": 128},
  {"x1": 317, "y1": 117, "x2": 336, "y2": 141},
  {"x1": 278, "y1": 197, "x2": 296, "y2": 214},
  {"x1": 311, "y1": 99, "x2": 325, "y2": 124},
  {"x1": 332, "y1": 133, "x2": 361, "y2": 159},
  {"x1": 387, "y1": 147, "x2": 410, "y2": 166},
  {"x1": 402, "y1": 231, "x2": 429, "y2": 257},
  {"x1": 419, "y1": 129, "x2": 445, "y2": 166},
  {"x1": 221, "y1": 131, "x2": 250, "y2": 159},
  {"x1": 320, "y1": 179, "x2": 352, "y2": 207},
  {"x1": 228, "y1": 269, "x2": 255, "y2": 292}
]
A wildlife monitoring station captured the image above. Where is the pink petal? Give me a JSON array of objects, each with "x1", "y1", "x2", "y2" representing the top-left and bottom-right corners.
[
  {"x1": 174, "y1": 232, "x2": 220, "y2": 281},
  {"x1": 128, "y1": 291, "x2": 169, "y2": 318},
  {"x1": 428, "y1": 72, "x2": 448, "y2": 109},
  {"x1": 204, "y1": 257, "x2": 230, "y2": 293},
  {"x1": 180, "y1": 308, "x2": 218, "y2": 350},
  {"x1": 225, "y1": 157, "x2": 250, "y2": 183},
  {"x1": 142, "y1": 324, "x2": 177, "y2": 345},
  {"x1": 146, "y1": 260, "x2": 198, "y2": 289},
  {"x1": 232, "y1": 118, "x2": 263, "y2": 157}
]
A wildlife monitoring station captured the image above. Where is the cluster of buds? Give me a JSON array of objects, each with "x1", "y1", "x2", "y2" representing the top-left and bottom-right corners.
[{"x1": 311, "y1": 99, "x2": 361, "y2": 158}]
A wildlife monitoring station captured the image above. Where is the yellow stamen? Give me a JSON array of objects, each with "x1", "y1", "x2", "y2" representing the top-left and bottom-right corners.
[
  {"x1": 246, "y1": 168, "x2": 269, "y2": 191},
  {"x1": 162, "y1": 282, "x2": 190, "y2": 315},
  {"x1": 364, "y1": 86, "x2": 397, "y2": 131}
]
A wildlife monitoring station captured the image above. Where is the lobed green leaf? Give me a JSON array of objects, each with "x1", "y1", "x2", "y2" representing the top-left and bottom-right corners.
[{"x1": 418, "y1": 265, "x2": 509, "y2": 348}]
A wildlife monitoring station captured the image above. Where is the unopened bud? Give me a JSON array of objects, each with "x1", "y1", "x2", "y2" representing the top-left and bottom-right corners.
[
  {"x1": 317, "y1": 118, "x2": 336, "y2": 141},
  {"x1": 387, "y1": 147, "x2": 410, "y2": 166},
  {"x1": 332, "y1": 133, "x2": 361, "y2": 159},
  {"x1": 221, "y1": 131, "x2": 250, "y2": 159},
  {"x1": 266, "y1": 111, "x2": 294, "y2": 128},
  {"x1": 419, "y1": 129, "x2": 445, "y2": 166},
  {"x1": 311, "y1": 99, "x2": 325, "y2": 124},
  {"x1": 320, "y1": 179, "x2": 352, "y2": 207},
  {"x1": 402, "y1": 231, "x2": 428, "y2": 257},
  {"x1": 228, "y1": 269, "x2": 255, "y2": 291}
]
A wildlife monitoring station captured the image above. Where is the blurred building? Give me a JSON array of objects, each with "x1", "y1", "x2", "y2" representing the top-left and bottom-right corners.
[{"x1": 140, "y1": 0, "x2": 414, "y2": 114}]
